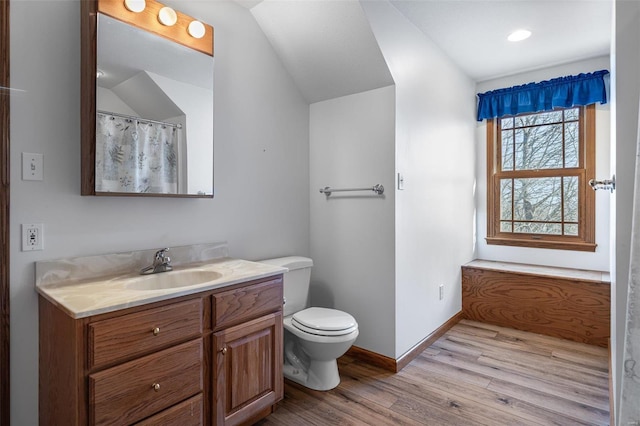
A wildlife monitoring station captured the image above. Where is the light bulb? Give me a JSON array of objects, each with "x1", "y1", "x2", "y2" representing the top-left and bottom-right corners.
[
  {"x1": 158, "y1": 7, "x2": 177, "y2": 26},
  {"x1": 123, "y1": 0, "x2": 145, "y2": 13},
  {"x1": 188, "y1": 21, "x2": 206, "y2": 39}
]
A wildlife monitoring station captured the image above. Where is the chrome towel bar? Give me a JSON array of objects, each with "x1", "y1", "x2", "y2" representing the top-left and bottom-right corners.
[{"x1": 319, "y1": 184, "x2": 384, "y2": 197}]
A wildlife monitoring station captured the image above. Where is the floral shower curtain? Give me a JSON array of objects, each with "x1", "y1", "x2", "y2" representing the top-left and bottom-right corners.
[
  {"x1": 620, "y1": 118, "x2": 640, "y2": 424},
  {"x1": 95, "y1": 113, "x2": 179, "y2": 193}
]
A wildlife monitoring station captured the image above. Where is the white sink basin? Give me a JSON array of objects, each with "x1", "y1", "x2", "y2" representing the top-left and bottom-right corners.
[{"x1": 124, "y1": 269, "x2": 222, "y2": 291}]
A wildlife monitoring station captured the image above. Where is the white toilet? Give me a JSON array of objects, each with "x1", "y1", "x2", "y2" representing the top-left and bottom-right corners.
[{"x1": 259, "y1": 256, "x2": 359, "y2": 391}]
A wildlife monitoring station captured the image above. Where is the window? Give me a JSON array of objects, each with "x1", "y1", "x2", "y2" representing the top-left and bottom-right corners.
[{"x1": 486, "y1": 105, "x2": 596, "y2": 251}]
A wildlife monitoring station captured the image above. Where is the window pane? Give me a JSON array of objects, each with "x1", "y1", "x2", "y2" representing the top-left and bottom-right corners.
[
  {"x1": 565, "y1": 122, "x2": 579, "y2": 167},
  {"x1": 514, "y1": 222, "x2": 562, "y2": 235},
  {"x1": 500, "y1": 179, "x2": 512, "y2": 220},
  {"x1": 500, "y1": 221, "x2": 512, "y2": 232},
  {"x1": 515, "y1": 124, "x2": 563, "y2": 170},
  {"x1": 514, "y1": 178, "x2": 562, "y2": 222},
  {"x1": 563, "y1": 176, "x2": 579, "y2": 222},
  {"x1": 565, "y1": 108, "x2": 579, "y2": 121},
  {"x1": 501, "y1": 117, "x2": 514, "y2": 129},
  {"x1": 501, "y1": 130, "x2": 514, "y2": 171},
  {"x1": 565, "y1": 224, "x2": 578, "y2": 236},
  {"x1": 515, "y1": 110, "x2": 562, "y2": 127},
  {"x1": 514, "y1": 129, "x2": 525, "y2": 169}
]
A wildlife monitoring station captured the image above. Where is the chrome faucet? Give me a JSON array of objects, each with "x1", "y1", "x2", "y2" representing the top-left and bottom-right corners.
[{"x1": 141, "y1": 248, "x2": 173, "y2": 275}]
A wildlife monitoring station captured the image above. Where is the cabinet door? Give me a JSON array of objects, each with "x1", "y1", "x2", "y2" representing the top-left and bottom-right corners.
[{"x1": 213, "y1": 311, "x2": 283, "y2": 426}]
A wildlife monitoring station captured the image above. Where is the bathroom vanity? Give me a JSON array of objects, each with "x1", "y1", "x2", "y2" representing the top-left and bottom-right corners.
[{"x1": 37, "y1": 246, "x2": 285, "y2": 426}]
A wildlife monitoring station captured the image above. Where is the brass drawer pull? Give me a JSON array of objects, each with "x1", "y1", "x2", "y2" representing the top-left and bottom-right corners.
[
  {"x1": 152, "y1": 383, "x2": 160, "y2": 392},
  {"x1": 220, "y1": 347, "x2": 227, "y2": 355},
  {"x1": 152, "y1": 327, "x2": 160, "y2": 336}
]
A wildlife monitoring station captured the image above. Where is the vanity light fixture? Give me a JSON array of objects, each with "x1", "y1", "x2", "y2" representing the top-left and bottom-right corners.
[
  {"x1": 123, "y1": 0, "x2": 146, "y2": 13},
  {"x1": 158, "y1": 6, "x2": 177, "y2": 26},
  {"x1": 507, "y1": 29, "x2": 532, "y2": 42},
  {"x1": 188, "y1": 20, "x2": 206, "y2": 39}
]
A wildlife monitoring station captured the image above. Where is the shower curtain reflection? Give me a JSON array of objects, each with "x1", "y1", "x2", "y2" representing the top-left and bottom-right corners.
[{"x1": 95, "y1": 112, "x2": 179, "y2": 193}]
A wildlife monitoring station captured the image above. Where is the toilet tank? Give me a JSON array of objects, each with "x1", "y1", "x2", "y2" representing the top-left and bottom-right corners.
[{"x1": 258, "y1": 256, "x2": 313, "y2": 317}]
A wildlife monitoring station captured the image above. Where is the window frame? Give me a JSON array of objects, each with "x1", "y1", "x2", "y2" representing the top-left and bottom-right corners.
[{"x1": 486, "y1": 104, "x2": 596, "y2": 252}]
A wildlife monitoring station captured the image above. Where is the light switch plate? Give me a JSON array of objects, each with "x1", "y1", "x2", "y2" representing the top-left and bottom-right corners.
[
  {"x1": 398, "y1": 172, "x2": 405, "y2": 190},
  {"x1": 22, "y1": 152, "x2": 44, "y2": 181}
]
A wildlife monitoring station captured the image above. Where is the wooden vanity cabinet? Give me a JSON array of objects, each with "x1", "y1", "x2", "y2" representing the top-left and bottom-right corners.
[
  {"x1": 39, "y1": 275, "x2": 284, "y2": 426},
  {"x1": 212, "y1": 280, "x2": 284, "y2": 425}
]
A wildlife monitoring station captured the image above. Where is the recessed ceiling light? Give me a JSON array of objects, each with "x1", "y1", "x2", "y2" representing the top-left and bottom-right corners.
[{"x1": 508, "y1": 29, "x2": 532, "y2": 42}]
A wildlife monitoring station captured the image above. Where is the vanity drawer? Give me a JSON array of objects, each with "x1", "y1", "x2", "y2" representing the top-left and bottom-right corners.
[
  {"x1": 88, "y1": 298, "x2": 203, "y2": 369},
  {"x1": 89, "y1": 338, "x2": 203, "y2": 426},
  {"x1": 134, "y1": 394, "x2": 203, "y2": 426},
  {"x1": 213, "y1": 277, "x2": 283, "y2": 330}
]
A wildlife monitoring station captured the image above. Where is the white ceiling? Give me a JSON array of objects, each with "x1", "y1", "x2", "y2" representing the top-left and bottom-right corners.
[
  {"x1": 390, "y1": 0, "x2": 612, "y2": 82},
  {"x1": 238, "y1": 0, "x2": 612, "y2": 103}
]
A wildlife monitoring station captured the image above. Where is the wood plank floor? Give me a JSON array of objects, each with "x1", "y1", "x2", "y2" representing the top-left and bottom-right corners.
[{"x1": 255, "y1": 319, "x2": 610, "y2": 426}]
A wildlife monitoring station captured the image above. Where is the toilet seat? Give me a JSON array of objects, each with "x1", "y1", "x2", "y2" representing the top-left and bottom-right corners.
[{"x1": 291, "y1": 307, "x2": 358, "y2": 336}]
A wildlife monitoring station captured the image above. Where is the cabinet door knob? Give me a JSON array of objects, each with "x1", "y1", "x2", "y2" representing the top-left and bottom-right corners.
[
  {"x1": 220, "y1": 347, "x2": 227, "y2": 355},
  {"x1": 152, "y1": 383, "x2": 161, "y2": 392},
  {"x1": 152, "y1": 327, "x2": 160, "y2": 336}
]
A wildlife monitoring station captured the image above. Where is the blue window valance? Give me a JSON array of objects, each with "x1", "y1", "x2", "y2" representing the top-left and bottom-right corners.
[{"x1": 476, "y1": 69, "x2": 609, "y2": 121}]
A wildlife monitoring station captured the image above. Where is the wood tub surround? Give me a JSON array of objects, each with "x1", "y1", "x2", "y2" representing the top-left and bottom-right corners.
[
  {"x1": 462, "y1": 260, "x2": 610, "y2": 347},
  {"x1": 39, "y1": 275, "x2": 284, "y2": 426}
]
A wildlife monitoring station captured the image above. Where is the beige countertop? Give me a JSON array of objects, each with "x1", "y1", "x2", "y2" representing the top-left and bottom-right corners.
[
  {"x1": 37, "y1": 255, "x2": 286, "y2": 319},
  {"x1": 464, "y1": 259, "x2": 610, "y2": 283}
]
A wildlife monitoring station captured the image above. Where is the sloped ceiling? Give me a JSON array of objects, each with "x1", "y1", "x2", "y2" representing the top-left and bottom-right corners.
[
  {"x1": 238, "y1": 0, "x2": 611, "y2": 103},
  {"x1": 249, "y1": 0, "x2": 394, "y2": 103},
  {"x1": 112, "y1": 72, "x2": 184, "y2": 121}
]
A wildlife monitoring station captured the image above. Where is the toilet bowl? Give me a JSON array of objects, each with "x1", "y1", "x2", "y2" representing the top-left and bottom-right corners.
[{"x1": 259, "y1": 257, "x2": 359, "y2": 391}]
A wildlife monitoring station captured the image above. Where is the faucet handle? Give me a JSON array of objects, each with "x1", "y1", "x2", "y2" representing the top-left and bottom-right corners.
[
  {"x1": 153, "y1": 248, "x2": 171, "y2": 266},
  {"x1": 141, "y1": 248, "x2": 172, "y2": 274},
  {"x1": 155, "y1": 247, "x2": 170, "y2": 259}
]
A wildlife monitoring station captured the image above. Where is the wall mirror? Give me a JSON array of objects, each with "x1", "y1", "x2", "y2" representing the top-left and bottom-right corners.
[{"x1": 81, "y1": 0, "x2": 214, "y2": 197}]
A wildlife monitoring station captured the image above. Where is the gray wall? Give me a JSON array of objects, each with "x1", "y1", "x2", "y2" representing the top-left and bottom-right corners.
[
  {"x1": 10, "y1": 1, "x2": 310, "y2": 424},
  {"x1": 362, "y1": 1, "x2": 476, "y2": 358},
  {"x1": 310, "y1": 85, "x2": 397, "y2": 358}
]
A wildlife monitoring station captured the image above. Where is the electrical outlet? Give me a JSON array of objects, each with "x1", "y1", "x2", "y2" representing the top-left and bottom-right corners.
[
  {"x1": 439, "y1": 284, "x2": 444, "y2": 300},
  {"x1": 22, "y1": 223, "x2": 44, "y2": 251}
]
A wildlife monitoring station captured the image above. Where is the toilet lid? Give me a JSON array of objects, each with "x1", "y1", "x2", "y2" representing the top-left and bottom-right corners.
[{"x1": 291, "y1": 307, "x2": 358, "y2": 336}]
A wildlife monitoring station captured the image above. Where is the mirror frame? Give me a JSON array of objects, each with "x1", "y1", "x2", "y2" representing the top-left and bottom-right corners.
[{"x1": 81, "y1": 0, "x2": 214, "y2": 198}]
